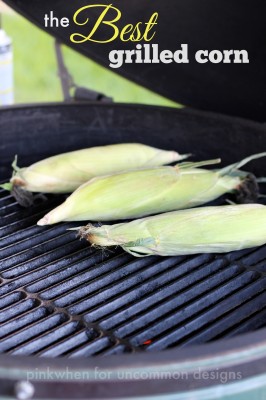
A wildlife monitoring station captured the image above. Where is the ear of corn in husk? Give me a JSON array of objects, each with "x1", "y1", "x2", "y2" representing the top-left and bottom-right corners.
[
  {"x1": 77, "y1": 204, "x2": 266, "y2": 257},
  {"x1": 37, "y1": 158, "x2": 222, "y2": 225},
  {"x1": 1, "y1": 143, "x2": 187, "y2": 194},
  {"x1": 37, "y1": 153, "x2": 266, "y2": 226}
]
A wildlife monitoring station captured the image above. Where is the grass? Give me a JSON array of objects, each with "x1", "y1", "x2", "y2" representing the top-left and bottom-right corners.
[{"x1": 3, "y1": 11, "x2": 180, "y2": 107}]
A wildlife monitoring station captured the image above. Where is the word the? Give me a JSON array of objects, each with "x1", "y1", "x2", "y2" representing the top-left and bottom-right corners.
[{"x1": 44, "y1": 11, "x2": 69, "y2": 27}]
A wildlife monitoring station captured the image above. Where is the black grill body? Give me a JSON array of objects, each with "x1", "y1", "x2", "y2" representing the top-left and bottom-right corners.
[{"x1": 1, "y1": 103, "x2": 266, "y2": 399}]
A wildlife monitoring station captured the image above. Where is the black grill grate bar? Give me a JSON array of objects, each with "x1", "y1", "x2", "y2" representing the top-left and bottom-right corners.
[
  {"x1": 0, "y1": 225, "x2": 47, "y2": 249},
  {"x1": 0, "y1": 247, "x2": 90, "y2": 298},
  {"x1": 0, "y1": 198, "x2": 62, "y2": 228},
  {"x1": 254, "y1": 260, "x2": 266, "y2": 274},
  {"x1": 35, "y1": 323, "x2": 128, "y2": 358},
  {"x1": 0, "y1": 219, "x2": 75, "y2": 248},
  {"x1": 68, "y1": 337, "x2": 113, "y2": 358},
  {"x1": 25, "y1": 249, "x2": 99, "y2": 293},
  {"x1": 103, "y1": 248, "x2": 266, "y2": 340},
  {"x1": 224, "y1": 246, "x2": 263, "y2": 262},
  {"x1": 0, "y1": 191, "x2": 28, "y2": 212},
  {"x1": 1, "y1": 231, "x2": 78, "y2": 273},
  {"x1": 0, "y1": 307, "x2": 49, "y2": 339},
  {"x1": 127, "y1": 270, "x2": 259, "y2": 346},
  {"x1": 0, "y1": 221, "x2": 77, "y2": 250},
  {"x1": 0, "y1": 200, "x2": 64, "y2": 238},
  {"x1": 0, "y1": 192, "x2": 265, "y2": 356},
  {"x1": 87, "y1": 255, "x2": 222, "y2": 326},
  {"x1": 4, "y1": 314, "x2": 69, "y2": 355},
  {"x1": 0, "y1": 193, "x2": 17, "y2": 205},
  {"x1": 0, "y1": 291, "x2": 25, "y2": 310},
  {"x1": 1, "y1": 237, "x2": 85, "y2": 280},
  {"x1": 66, "y1": 254, "x2": 212, "y2": 316},
  {"x1": 37, "y1": 251, "x2": 130, "y2": 301},
  {"x1": 0, "y1": 224, "x2": 72, "y2": 259},
  {"x1": 0, "y1": 248, "x2": 94, "y2": 298},
  {"x1": 183, "y1": 292, "x2": 266, "y2": 346},
  {"x1": 0, "y1": 202, "x2": 21, "y2": 217},
  {"x1": 0, "y1": 298, "x2": 38, "y2": 323},
  {"x1": 236, "y1": 246, "x2": 266, "y2": 267},
  {"x1": 145, "y1": 275, "x2": 266, "y2": 351},
  {"x1": 98, "y1": 263, "x2": 237, "y2": 336},
  {"x1": 0, "y1": 190, "x2": 14, "y2": 200},
  {"x1": 100, "y1": 344, "x2": 132, "y2": 356},
  {"x1": 220, "y1": 308, "x2": 266, "y2": 338},
  {"x1": 98, "y1": 258, "x2": 238, "y2": 334},
  {"x1": 38, "y1": 330, "x2": 93, "y2": 358},
  {"x1": 10, "y1": 321, "x2": 84, "y2": 356},
  {"x1": 57, "y1": 256, "x2": 163, "y2": 312},
  {"x1": 46, "y1": 254, "x2": 175, "y2": 306},
  {"x1": 85, "y1": 244, "x2": 265, "y2": 329},
  {"x1": 0, "y1": 213, "x2": 52, "y2": 239}
]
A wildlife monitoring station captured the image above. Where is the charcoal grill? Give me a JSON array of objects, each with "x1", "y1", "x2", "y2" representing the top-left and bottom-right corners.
[
  {"x1": 1, "y1": 104, "x2": 266, "y2": 399},
  {"x1": 1, "y1": 1, "x2": 266, "y2": 399}
]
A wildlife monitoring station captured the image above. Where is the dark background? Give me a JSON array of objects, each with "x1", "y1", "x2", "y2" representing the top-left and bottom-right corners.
[{"x1": 4, "y1": 0, "x2": 266, "y2": 121}]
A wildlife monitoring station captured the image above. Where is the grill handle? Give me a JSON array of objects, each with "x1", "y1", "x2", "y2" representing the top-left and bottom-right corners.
[{"x1": 54, "y1": 39, "x2": 112, "y2": 103}]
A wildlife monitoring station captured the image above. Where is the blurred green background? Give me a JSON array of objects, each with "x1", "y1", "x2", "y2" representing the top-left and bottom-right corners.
[{"x1": 2, "y1": 7, "x2": 180, "y2": 107}]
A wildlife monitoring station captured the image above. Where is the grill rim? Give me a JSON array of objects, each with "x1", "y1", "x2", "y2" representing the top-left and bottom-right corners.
[
  {"x1": 1, "y1": 101, "x2": 265, "y2": 179},
  {"x1": 0, "y1": 100, "x2": 264, "y2": 126},
  {"x1": 0, "y1": 328, "x2": 266, "y2": 397}
]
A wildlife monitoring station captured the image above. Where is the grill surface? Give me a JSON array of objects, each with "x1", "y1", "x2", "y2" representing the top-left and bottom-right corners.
[
  {"x1": 1, "y1": 186, "x2": 266, "y2": 358},
  {"x1": 1, "y1": 103, "x2": 266, "y2": 360}
]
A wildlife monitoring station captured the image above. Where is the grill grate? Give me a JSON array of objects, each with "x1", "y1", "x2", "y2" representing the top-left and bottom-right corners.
[{"x1": 1, "y1": 186, "x2": 266, "y2": 358}]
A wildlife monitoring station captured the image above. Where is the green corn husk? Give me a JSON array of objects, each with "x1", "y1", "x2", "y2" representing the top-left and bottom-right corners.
[
  {"x1": 37, "y1": 153, "x2": 265, "y2": 226},
  {"x1": 77, "y1": 204, "x2": 266, "y2": 257},
  {"x1": 2, "y1": 143, "x2": 186, "y2": 194}
]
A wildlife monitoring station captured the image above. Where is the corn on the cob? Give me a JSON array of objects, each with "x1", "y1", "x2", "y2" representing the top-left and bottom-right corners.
[
  {"x1": 2, "y1": 143, "x2": 186, "y2": 194},
  {"x1": 37, "y1": 153, "x2": 265, "y2": 226},
  {"x1": 77, "y1": 204, "x2": 266, "y2": 257}
]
